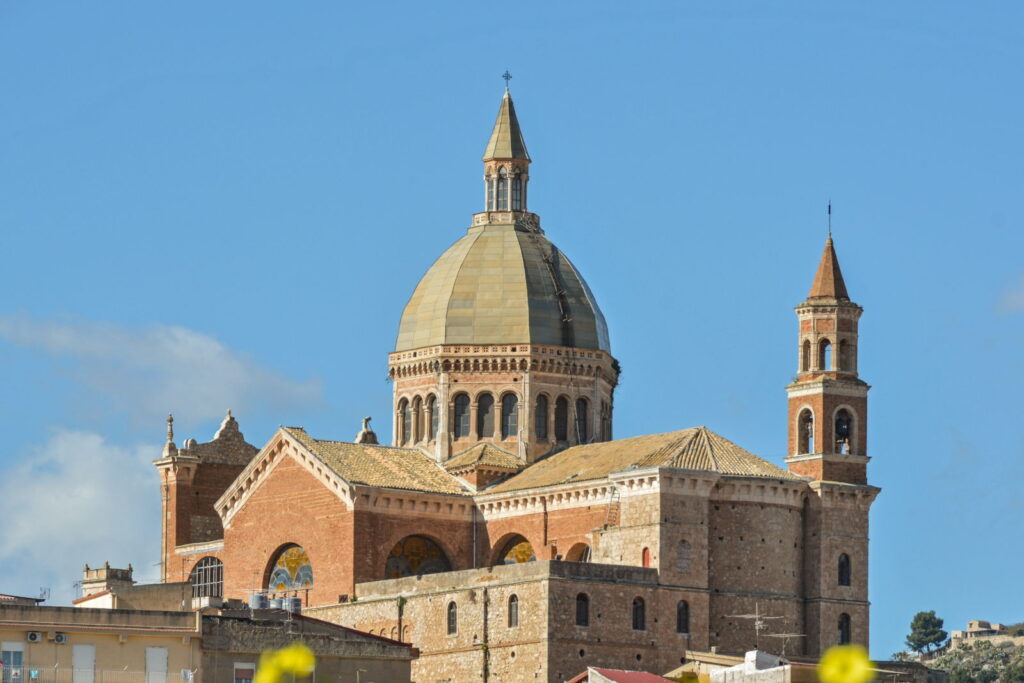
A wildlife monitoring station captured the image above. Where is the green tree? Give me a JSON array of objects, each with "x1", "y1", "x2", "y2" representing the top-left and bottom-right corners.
[{"x1": 906, "y1": 610, "x2": 949, "y2": 653}]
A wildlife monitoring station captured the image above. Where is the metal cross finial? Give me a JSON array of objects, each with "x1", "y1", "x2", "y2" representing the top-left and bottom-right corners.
[
  {"x1": 502, "y1": 70, "x2": 512, "y2": 92},
  {"x1": 827, "y1": 199, "x2": 832, "y2": 238}
]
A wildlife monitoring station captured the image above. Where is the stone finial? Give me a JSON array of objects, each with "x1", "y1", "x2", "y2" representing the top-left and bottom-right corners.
[
  {"x1": 214, "y1": 408, "x2": 241, "y2": 440},
  {"x1": 162, "y1": 413, "x2": 178, "y2": 458},
  {"x1": 355, "y1": 416, "x2": 378, "y2": 445}
]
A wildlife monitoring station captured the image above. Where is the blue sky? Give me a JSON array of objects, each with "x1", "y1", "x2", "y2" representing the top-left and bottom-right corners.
[{"x1": 1, "y1": 1, "x2": 1022, "y2": 658}]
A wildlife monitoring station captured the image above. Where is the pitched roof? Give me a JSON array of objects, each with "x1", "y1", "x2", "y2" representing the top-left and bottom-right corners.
[
  {"x1": 808, "y1": 236, "x2": 850, "y2": 300},
  {"x1": 444, "y1": 444, "x2": 523, "y2": 472},
  {"x1": 488, "y1": 427, "x2": 800, "y2": 493},
  {"x1": 282, "y1": 427, "x2": 467, "y2": 496},
  {"x1": 567, "y1": 668, "x2": 674, "y2": 683},
  {"x1": 483, "y1": 91, "x2": 530, "y2": 161}
]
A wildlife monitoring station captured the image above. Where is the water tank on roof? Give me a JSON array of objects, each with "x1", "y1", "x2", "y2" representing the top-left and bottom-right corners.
[
  {"x1": 248, "y1": 593, "x2": 269, "y2": 609},
  {"x1": 283, "y1": 597, "x2": 302, "y2": 614}
]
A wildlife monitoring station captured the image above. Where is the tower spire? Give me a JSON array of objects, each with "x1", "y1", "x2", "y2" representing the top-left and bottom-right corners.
[
  {"x1": 483, "y1": 90, "x2": 530, "y2": 162},
  {"x1": 808, "y1": 235, "x2": 849, "y2": 300},
  {"x1": 482, "y1": 89, "x2": 531, "y2": 212}
]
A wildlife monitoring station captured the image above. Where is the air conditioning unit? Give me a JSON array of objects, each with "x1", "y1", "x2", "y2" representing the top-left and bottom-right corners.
[
  {"x1": 26, "y1": 632, "x2": 43, "y2": 643},
  {"x1": 181, "y1": 670, "x2": 193, "y2": 682},
  {"x1": 53, "y1": 633, "x2": 69, "y2": 644}
]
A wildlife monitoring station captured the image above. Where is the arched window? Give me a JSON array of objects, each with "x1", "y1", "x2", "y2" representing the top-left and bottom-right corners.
[
  {"x1": 501, "y1": 394, "x2": 518, "y2": 439},
  {"x1": 819, "y1": 338, "x2": 832, "y2": 371},
  {"x1": 798, "y1": 409, "x2": 814, "y2": 455},
  {"x1": 839, "y1": 339, "x2": 850, "y2": 371},
  {"x1": 189, "y1": 557, "x2": 223, "y2": 598},
  {"x1": 496, "y1": 535, "x2": 536, "y2": 565},
  {"x1": 267, "y1": 545, "x2": 313, "y2": 592},
  {"x1": 477, "y1": 393, "x2": 495, "y2": 438},
  {"x1": 838, "y1": 554, "x2": 851, "y2": 586},
  {"x1": 385, "y1": 535, "x2": 453, "y2": 579},
  {"x1": 486, "y1": 176, "x2": 495, "y2": 210},
  {"x1": 801, "y1": 339, "x2": 811, "y2": 372},
  {"x1": 555, "y1": 397, "x2": 569, "y2": 441},
  {"x1": 677, "y1": 600, "x2": 690, "y2": 634},
  {"x1": 508, "y1": 594, "x2": 519, "y2": 628},
  {"x1": 641, "y1": 547, "x2": 651, "y2": 568},
  {"x1": 834, "y1": 409, "x2": 853, "y2": 453},
  {"x1": 676, "y1": 540, "x2": 692, "y2": 573},
  {"x1": 511, "y1": 177, "x2": 523, "y2": 210},
  {"x1": 575, "y1": 398, "x2": 589, "y2": 443},
  {"x1": 497, "y1": 168, "x2": 509, "y2": 210},
  {"x1": 412, "y1": 396, "x2": 422, "y2": 443},
  {"x1": 398, "y1": 399, "x2": 410, "y2": 445},
  {"x1": 535, "y1": 395, "x2": 549, "y2": 440},
  {"x1": 453, "y1": 394, "x2": 470, "y2": 438},
  {"x1": 447, "y1": 601, "x2": 458, "y2": 635},
  {"x1": 632, "y1": 597, "x2": 646, "y2": 631},
  {"x1": 575, "y1": 593, "x2": 590, "y2": 627},
  {"x1": 426, "y1": 395, "x2": 438, "y2": 440},
  {"x1": 838, "y1": 613, "x2": 852, "y2": 644}
]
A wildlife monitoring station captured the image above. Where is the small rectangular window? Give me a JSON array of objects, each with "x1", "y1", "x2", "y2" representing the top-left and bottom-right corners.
[{"x1": 234, "y1": 664, "x2": 255, "y2": 683}]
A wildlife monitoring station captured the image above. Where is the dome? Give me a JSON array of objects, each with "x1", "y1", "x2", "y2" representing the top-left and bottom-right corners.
[{"x1": 396, "y1": 221, "x2": 610, "y2": 353}]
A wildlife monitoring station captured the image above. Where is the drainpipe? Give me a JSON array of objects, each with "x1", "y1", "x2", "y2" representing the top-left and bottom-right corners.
[
  {"x1": 472, "y1": 506, "x2": 478, "y2": 569},
  {"x1": 482, "y1": 587, "x2": 490, "y2": 683}
]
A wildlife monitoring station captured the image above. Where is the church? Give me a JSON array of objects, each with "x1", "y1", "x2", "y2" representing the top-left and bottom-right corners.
[{"x1": 154, "y1": 88, "x2": 879, "y2": 682}]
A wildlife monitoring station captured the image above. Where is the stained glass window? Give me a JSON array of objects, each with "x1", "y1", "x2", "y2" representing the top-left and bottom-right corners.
[
  {"x1": 497, "y1": 535, "x2": 535, "y2": 565},
  {"x1": 385, "y1": 535, "x2": 452, "y2": 578},
  {"x1": 267, "y1": 545, "x2": 313, "y2": 592}
]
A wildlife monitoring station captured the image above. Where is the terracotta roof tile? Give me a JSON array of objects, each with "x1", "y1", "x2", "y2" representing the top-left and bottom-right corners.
[
  {"x1": 445, "y1": 444, "x2": 523, "y2": 472},
  {"x1": 808, "y1": 236, "x2": 849, "y2": 300},
  {"x1": 488, "y1": 427, "x2": 800, "y2": 494},
  {"x1": 282, "y1": 427, "x2": 468, "y2": 496}
]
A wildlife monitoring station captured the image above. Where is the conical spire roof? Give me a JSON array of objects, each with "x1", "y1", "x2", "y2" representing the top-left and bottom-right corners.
[
  {"x1": 483, "y1": 91, "x2": 530, "y2": 161},
  {"x1": 808, "y1": 236, "x2": 850, "y2": 300}
]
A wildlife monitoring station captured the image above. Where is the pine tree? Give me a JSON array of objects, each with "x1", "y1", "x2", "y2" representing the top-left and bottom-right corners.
[{"x1": 906, "y1": 611, "x2": 949, "y2": 653}]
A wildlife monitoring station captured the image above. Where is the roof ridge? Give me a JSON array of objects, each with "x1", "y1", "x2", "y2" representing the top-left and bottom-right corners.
[{"x1": 697, "y1": 426, "x2": 721, "y2": 471}]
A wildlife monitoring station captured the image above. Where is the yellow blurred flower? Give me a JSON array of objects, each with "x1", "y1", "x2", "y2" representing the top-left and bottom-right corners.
[
  {"x1": 254, "y1": 643, "x2": 315, "y2": 683},
  {"x1": 818, "y1": 645, "x2": 873, "y2": 683}
]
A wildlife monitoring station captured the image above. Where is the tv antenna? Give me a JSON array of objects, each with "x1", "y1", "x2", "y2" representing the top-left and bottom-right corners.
[{"x1": 725, "y1": 603, "x2": 785, "y2": 650}]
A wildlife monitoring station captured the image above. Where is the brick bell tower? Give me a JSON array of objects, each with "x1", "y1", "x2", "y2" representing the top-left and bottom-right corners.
[{"x1": 785, "y1": 235, "x2": 870, "y2": 484}]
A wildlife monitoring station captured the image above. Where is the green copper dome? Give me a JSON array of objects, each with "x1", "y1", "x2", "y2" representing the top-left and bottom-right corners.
[{"x1": 395, "y1": 220, "x2": 610, "y2": 353}]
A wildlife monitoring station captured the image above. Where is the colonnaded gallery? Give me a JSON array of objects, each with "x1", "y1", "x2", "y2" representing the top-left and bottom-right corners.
[{"x1": 154, "y1": 89, "x2": 879, "y2": 682}]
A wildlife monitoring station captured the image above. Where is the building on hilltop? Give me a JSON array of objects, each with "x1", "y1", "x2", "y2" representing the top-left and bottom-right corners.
[{"x1": 154, "y1": 88, "x2": 880, "y2": 682}]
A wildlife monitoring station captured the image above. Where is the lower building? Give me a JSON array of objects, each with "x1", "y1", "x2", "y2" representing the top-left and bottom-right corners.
[{"x1": 0, "y1": 604, "x2": 416, "y2": 683}]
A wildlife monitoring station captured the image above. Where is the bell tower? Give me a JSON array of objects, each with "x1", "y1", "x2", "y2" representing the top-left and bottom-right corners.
[{"x1": 785, "y1": 235, "x2": 870, "y2": 484}]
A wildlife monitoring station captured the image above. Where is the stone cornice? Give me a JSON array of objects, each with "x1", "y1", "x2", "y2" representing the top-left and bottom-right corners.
[
  {"x1": 352, "y1": 485, "x2": 474, "y2": 520},
  {"x1": 786, "y1": 378, "x2": 870, "y2": 398},
  {"x1": 174, "y1": 540, "x2": 224, "y2": 556}
]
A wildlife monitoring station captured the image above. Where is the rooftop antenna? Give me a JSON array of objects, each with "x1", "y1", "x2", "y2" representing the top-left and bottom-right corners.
[
  {"x1": 502, "y1": 70, "x2": 512, "y2": 92},
  {"x1": 725, "y1": 602, "x2": 785, "y2": 650}
]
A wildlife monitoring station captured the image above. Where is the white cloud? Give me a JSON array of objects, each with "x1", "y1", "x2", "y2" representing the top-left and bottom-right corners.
[
  {"x1": 1000, "y1": 276, "x2": 1024, "y2": 312},
  {"x1": 0, "y1": 316, "x2": 323, "y2": 424},
  {"x1": 0, "y1": 430, "x2": 158, "y2": 605}
]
